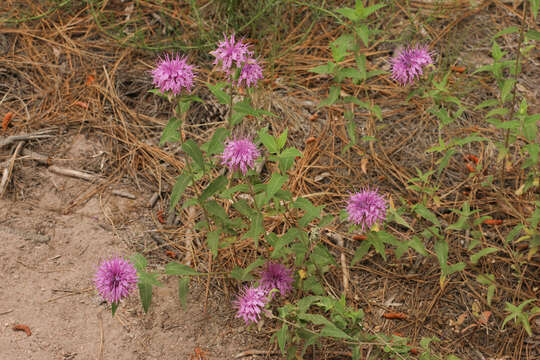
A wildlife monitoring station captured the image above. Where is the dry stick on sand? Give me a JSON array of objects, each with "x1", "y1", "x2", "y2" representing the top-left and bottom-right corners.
[
  {"x1": 0, "y1": 129, "x2": 55, "y2": 148},
  {"x1": 48, "y1": 165, "x2": 99, "y2": 182},
  {"x1": 0, "y1": 141, "x2": 25, "y2": 198}
]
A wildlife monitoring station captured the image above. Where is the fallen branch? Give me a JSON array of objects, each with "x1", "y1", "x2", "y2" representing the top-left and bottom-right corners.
[
  {"x1": 0, "y1": 141, "x2": 24, "y2": 198},
  {"x1": 111, "y1": 189, "x2": 136, "y2": 199},
  {"x1": 0, "y1": 128, "x2": 55, "y2": 148},
  {"x1": 48, "y1": 165, "x2": 100, "y2": 182}
]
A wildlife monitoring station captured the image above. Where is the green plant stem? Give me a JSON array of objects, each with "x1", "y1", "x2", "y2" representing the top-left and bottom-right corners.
[
  {"x1": 227, "y1": 82, "x2": 235, "y2": 128},
  {"x1": 248, "y1": 180, "x2": 261, "y2": 213},
  {"x1": 502, "y1": 4, "x2": 527, "y2": 181}
]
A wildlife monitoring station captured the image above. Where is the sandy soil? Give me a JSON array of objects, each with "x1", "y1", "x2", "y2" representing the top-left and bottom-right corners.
[{"x1": 0, "y1": 134, "x2": 264, "y2": 360}]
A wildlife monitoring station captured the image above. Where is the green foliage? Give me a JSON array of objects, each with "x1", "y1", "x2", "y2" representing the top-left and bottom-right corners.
[
  {"x1": 131, "y1": 253, "x2": 163, "y2": 314},
  {"x1": 134, "y1": 3, "x2": 539, "y2": 358},
  {"x1": 434, "y1": 240, "x2": 465, "y2": 287},
  {"x1": 502, "y1": 299, "x2": 537, "y2": 336}
]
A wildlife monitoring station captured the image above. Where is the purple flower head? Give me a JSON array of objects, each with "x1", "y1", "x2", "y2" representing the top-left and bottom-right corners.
[
  {"x1": 237, "y1": 58, "x2": 263, "y2": 88},
  {"x1": 94, "y1": 257, "x2": 138, "y2": 304},
  {"x1": 234, "y1": 285, "x2": 268, "y2": 324},
  {"x1": 151, "y1": 54, "x2": 195, "y2": 95},
  {"x1": 210, "y1": 33, "x2": 253, "y2": 73},
  {"x1": 391, "y1": 45, "x2": 433, "y2": 85},
  {"x1": 347, "y1": 188, "x2": 387, "y2": 232},
  {"x1": 260, "y1": 262, "x2": 293, "y2": 297},
  {"x1": 220, "y1": 138, "x2": 260, "y2": 175}
]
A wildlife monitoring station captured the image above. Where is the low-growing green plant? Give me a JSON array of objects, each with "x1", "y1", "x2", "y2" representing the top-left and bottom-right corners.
[{"x1": 90, "y1": 1, "x2": 540, "y2": 358}]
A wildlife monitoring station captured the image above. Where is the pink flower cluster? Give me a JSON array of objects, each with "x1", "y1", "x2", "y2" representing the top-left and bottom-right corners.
[
  {"x1": 391, "y1": 45, "x2": 433, "y2": 85},
  {"x1": 151, "y1": 54, "x2": 195, "y2": 95},
  {"x1": 346, "y1": 188, "x2": 387, "y2": 232},
  {"x1": 94, "y1": 257, "x2": 138, "y2": 304},
  {"x1": 235, "y1": 262, "x2": 293, "y2": 324},
  {"x1": 210, "y1": 34, "x2": 263, "y2": 88},
  {"x1": 220, "y1": 138, "x2": 261, "y2": 175}
]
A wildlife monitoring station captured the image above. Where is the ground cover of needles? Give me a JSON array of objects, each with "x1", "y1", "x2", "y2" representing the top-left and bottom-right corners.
[{"x1": 0, "y1": 1, "x2": 539, "y2": 359}]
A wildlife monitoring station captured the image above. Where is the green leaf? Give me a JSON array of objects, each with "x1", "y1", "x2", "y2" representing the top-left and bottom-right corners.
[
  {"x1": 207, "y1": 82, "x2": 230, "y2": 105},
  {"x1": 475, "y1": 99, "x2": 498, "y2": 110},
  {"x1": 447, "y1": 262, "x2": 466, "y2": 275},
  {"x1": 496, "y1": 120, "x2": 520, "y2": 129},
  {"x1": 319, "y1": 86, "x2": 340, "y2": 108},
  {"x1": 477, "y1": 274, "x2": 496, "y2": 305},
  {"x1": 434, "y1": 240, "x2": 449, "y2": 274},
  {"x1": 470, "y1": 247, "x2": 499, "y2": 264},
  {"x1": 472, "y1": 64, "x2": 494, "y2": 75},
  {"x1": 280, "y1": 147, "x2": 302, "y2": 159},
  {"x1": 138, "y1": 271, "x2": 163, "y2": 287},
  {"x1": 302, "y1": 276, "x2": 324, "y2": 295},
  {"x1": 500, "y1": 78, "x2": 515, "y2": 103},
  {"x1": 526, "y1": 29, "x2": 540, "y2": 41},
  {"x1": 240, "y1": 259, "x2": 266, "y2": 281},
  {"x1": 138, "y1": 281, "x2": 153, "y2": 313},
  {"x1": 277, "y1": 129, "x2": 288, "y2": 150},
  {"x1": 177, "y1": 276, "x2": 190, "y2": 310},
  {"x1": 204, "y1": 127, "x2": 229, "y2": 156},
  {"x1": 485, "y1": 107, "x2": 509, "y2": 118},
  {"x1": 493, "y1": 26, "x2": 519, "y2": 39},
  {"x1": 320, "y1": 324, "x2": 352, "y2": 340},
  {"x1": 207, "y1": 230, "x2": 220, "y2": 258},
  {"x1": 199, "y1": 175, "x2": 227, "y2": 203},
  {"x1": 361, "y1": 3, "x2": 386, "y2": 18},
  {"x1": 170, "y1": 173, "x2": 192, "y2": 212},
  {"x1": 220, "y1": 184, "x2": 250, "y2": 199},
  {"x1": 335, "y1": 7, "x2": 359, "y2": 22},
  {"x1": 265, "y1": 173, "x2": 288, "y2": 204},
  {"x1": 447, "y1": 201, "x2": 474, "y2": 231},
  {"x1": 491, "y1": 41, "x2": 504, "y2": 61},
  {"x1": 233, "y1": 98, "x2": 257, "y2": 116},
  {"x1": 331, "y1": 34, "x2": 355, "y2": 62},
  {"x1": 277, "y1": 324, "x2": 288, "y2": 354},
  {"x1": 335, "y1": 67, "x2": 363, "y2": 82},
  {"x1": 351, "y1": 240, "x2": 371, "y2": 265},
  {"x1": 204, "y1": 200, "x2": 227, "y2": 221},
  {"x1": 530, "y1": 0, "x2": 539, "y2": 20},
  {"x1": 408, "y1": 236, "x2": 428, "y2": 256},
  {"x1": 182, "y1": 139, "x2": 205, "y2": 171},
  {"x1": 165, "y1": 262, "x2": 201, "y2": 276},
  {"x1": 414, "y1": 204, "x2": 440, "y2": 226},
  {"x1": 387, "y1": 208, "x2": 411, "y2": 229},
  {"x1": 176, "y1": 98, "x2": 192, "y2": 114},
  {"x1": 130, "y1": 253, "x2": 147, "y2": 272},
  {"x1": 437, "y1": 148, "x2": 456, "y2": 177},
  {"x1": 232, "y1": 198, "x2": 255, "y2": 218},
  {"x1": 294, "y1": 197, "x2": 323, "y2": 227},
  {"x1": 368, "y1": 231, "x2": 389, "y2": 261},
  {"x1": 310, "y1": 244, "x2": 337, "y2": 267},
  {"x1": 243, "y1": 213, "x2": 264, "y2": 246},
  {"x1": 257, "y1": 128, "x2": 278, "y2": 154},
  {"x1": 148, "y1": 88, "x2": 169, "y2": 99},
  {"x1": 503, "y1": 299, "x2": 536, "y2": 336},
  {"x1": 357, "y1": 24, "x2": 369, "y2": 46},
  {"x1": 309, "y1": 61, "x2": 336, "y2": 75},
  {"x1": 159, "y1": 117, "x2": 182, "y2": 145}
]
